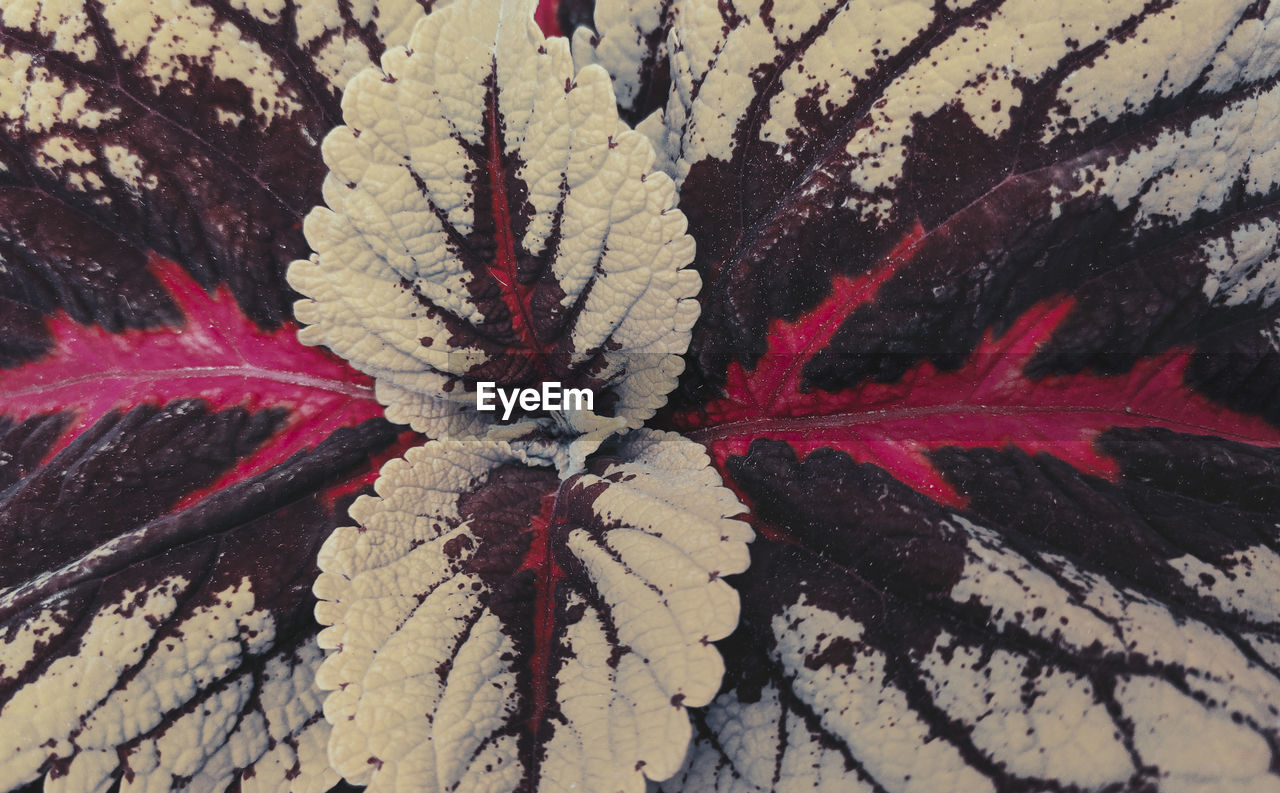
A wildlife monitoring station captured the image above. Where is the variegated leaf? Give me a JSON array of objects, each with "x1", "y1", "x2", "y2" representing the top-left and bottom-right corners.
[
  {"x1": 288, "y1": 0, "x2": 699, "y2": 468},
  {"x1": 313, "y1": 430, "x2": 751, "y2": 793},
  {"x1": 0, "y1": 404, "x2": 402, "y2": 793},
  {"x1": 641, "y1": 0, "x2": 1280, "y2": 788},
  {"x1": 0, "y1": 0, "x2": 450, "y2": 365},
  {"x1": 569, "y1": 0, "x2": 673, "y2": 127},
  {"x1": 662, "y1": 436, "x2": 1280, "y2": 793},
  {"x1": 650, "y1": 0, "x2": 1280, "y2": 411},
  {"x1": 0, "y1": 1, "x2": 444, "y2": 790}
]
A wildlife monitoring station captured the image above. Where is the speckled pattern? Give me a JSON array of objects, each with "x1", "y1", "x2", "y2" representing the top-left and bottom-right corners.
[
  {"x1": 313, "y1": 431, "x2": 750, "y2": 793},
  {"x1": 0, "y1": 407, "x2": 401, "y2": 793},
  {"x1": 0, "y1": 0, "x2": 445, "y2": 363},
  {"x1": 660, "y1": 435, "x2": 1280, "y2": 792},
  {"x1": 7, "y1": 0, "x2": 1280, "y2": 790},
  {"x1": 637, "y1": 0, "x2": 1280, "y2": 415},
  {"x1": 288, "y1": 0, "x2": 698, "y2": 464}
]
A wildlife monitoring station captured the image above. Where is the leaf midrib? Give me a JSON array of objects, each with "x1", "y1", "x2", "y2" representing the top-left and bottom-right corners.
[
  {"x1": 0, "y1": 364, "x2": 373, "y2": 403},
  {"x1": 687, "y1": 404, "x2": 1280, "y2": 446}
]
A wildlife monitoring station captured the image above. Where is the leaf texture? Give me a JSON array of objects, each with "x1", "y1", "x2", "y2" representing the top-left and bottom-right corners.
[
  {"x1": 662, "y1": 436, "x2": 1280, "y2": 793},
  {"x1": 651, "y1": 0, "x2": 1280, "y2": 420},
  {"x1": 288, "y1": 0, "x2": 698, "y2": 466},
  {"x1": 0, "y1": 259, "x2": 409, "y2": 793},
  {"x1": 569, "y1": 0, "x2": 673, "y2": 127},
  {"x1": 0, "y1": 400, "x2": 402, "y2": 793},
  {"x1": 10, "y1": 0, "x2": 1280, "y2": 792},
  {"x1": 631, "y1": 0, "x2": 1280, "y2": 788},
  {"x1": 0, "y1": 0, "x2": 447, "y2": 366},
  {"x1": 0, "y1": 0, "x2": 443, "y2": 787},
  {"x1": 313, "y1": 430, "x2": 751, "y2": 793}
]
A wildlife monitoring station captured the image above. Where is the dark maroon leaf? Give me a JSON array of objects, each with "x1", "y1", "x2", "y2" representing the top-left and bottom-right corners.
[
  {"x1": 628, "y1": 1, "x2": 1280, "y2": 789},
  {"x1": 652, "y1": 0, "x2": 1280, "y2": 422},
  {"x1": 557, "y1": 0, "x2": 597, "y2": 44},
  {"x1": 0, "y1": 401, "x2": 402, "y2": 791},
  {"x1": 8, "y1": 0, "x2": 1280, "y2": 790},
  {"x1": 0, "y1": 0, "x2": 446, "y2": 365},
  {"x1": 0, "y1": 1, "x2": 450, "y2": 787},
  {"x1": 663, "y1": 435, "x2": 1280, "y2": 792},
  {"x1": 0, "y1": 242, "x2": 412, "y2": 793}
]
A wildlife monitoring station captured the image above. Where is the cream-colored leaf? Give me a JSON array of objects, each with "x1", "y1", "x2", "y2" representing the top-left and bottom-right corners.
[
  {"x1": 314, "y1": 430, "x2": 751, "y2": 793},
  {"x1": 289, "y1": 0, "x2": 698, "y2": 470}
]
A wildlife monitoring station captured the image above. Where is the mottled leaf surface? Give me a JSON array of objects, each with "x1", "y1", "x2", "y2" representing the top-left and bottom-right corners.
[
  {"x1": 0, "y1": 263, "x2": 409, "y2": 792},
  {"x1": 0, "y1": 0, "x2": 447, "y2": 365},
  {"x1": 313, "y1": 430, "x2": 750, "y2": 793},
  {"x1": 653, "y1": 0, "x2": 1280, "y2": 415},
  {"x1": 0, "y1": 0, "x2": 438, "y2": 789},
  {"x1": 288, "y1": 0, "x2": 698, "y2": 467},
  {"x1": 628, "y1": 0, "x2": 1280, "y2": 789},
  {"x1": 10, "y1": 0, "x2": 1280, "y2": 791},
  {"x1": 0, "y1": 398, "x2": 402, "y2": 793},
  {"x1": 569, "y1": 0, "x2": 673, "y2": 127},
  {"x1": 662, "y1": 436, "x2": 1280, "y2": 792}
]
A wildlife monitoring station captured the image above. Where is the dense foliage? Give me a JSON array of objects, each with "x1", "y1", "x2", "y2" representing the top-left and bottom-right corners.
[{"x1": 5, "y1": 0, "x2": 1280, "y2": 791}]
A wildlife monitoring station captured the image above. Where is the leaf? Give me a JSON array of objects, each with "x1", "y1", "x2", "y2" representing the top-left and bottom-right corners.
[
  {"x1": 0, "y1": 398, "x2": 403, "y2": 793},
  {"x1": 313, "y1": 429, "x2": 751, "y2": 793},
  {"x1": 556, "y1": 0, "x2": 599, "y2": 47},
  {"x1": 10, "y1": 0, "x2": 1280, "y2": 791},
  {"x1": 653, "y1": 0, "x2": 1280, "y2": 414},
  {"x1": 663, "y1": 435, "x2": 1280, "y2": 792},
  {"x1": 625, "y1": 0, "x2": 1280, "y2": 788},
  {"x1": 650, "y1": 0, "x2": 1280, "y2": 574},
  {"x1": 287, "y1": 0, "x2": 698, "y2": 467},
  {"x1": 568, "y1": 0, "x2": 673, "y2": 127},
  {"x1": 0, "y1": 0, "x2": 447, "y2": 366},
  {"x1": 0, "y1": 263, "x2": 410, "y2": 792},
  {"x1": 0, "y1": 0, "x2": 444, "y2": 787}
]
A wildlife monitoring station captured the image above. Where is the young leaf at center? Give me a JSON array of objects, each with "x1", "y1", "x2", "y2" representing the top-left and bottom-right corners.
[
  {"x1": 288, "y1": 0, "x2": 699, "y2": 469},
  {"x1": 313, "y1": 430, "x2": 751, "y2": 793}
]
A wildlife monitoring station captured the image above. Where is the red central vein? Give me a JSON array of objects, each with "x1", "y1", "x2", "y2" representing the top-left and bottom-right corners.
[
  {"x1": 687, "y1": 404, "x2": 1280, "y2": 446},
  {"x1": 0, "y1": 366, "x2": 372, "y2": 403},
  {"x1": 759, "y1": 220, "x2": 926, "y2": 412},
  {"x1": 684, "y1": 285, "x2": 1280, "y2": 508},
  {"x1": 0, "y1": 255, "x2": 385, "y2": 497},
  {"x1": 518, "y1": 490, "x2": 566, "y2": 742},
  {"x1": 486, "y1": 84, "x2": 545, "y2": 367}
]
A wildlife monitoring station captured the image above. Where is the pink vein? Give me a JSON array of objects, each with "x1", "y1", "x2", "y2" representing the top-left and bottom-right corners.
[{"x1": 0, "y1": 365, "x2": 373, "y2": 403}]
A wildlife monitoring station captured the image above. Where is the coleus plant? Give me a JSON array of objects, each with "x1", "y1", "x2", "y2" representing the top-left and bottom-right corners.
[{"x1": 3, "y1": 2, "x2": 1280, "y2": 793}]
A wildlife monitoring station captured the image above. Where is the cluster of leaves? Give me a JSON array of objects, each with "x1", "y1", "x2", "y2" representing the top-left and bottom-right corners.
[
  {"x1": 287, "y1": 10, "x2": 755, "y2": 792},
  {"x1": 5, "y1": 0, "x2": 1280, "y2": 791}
]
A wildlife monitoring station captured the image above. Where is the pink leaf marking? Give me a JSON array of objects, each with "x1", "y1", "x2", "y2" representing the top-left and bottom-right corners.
[
  {"x1": 0, "y1": 254, "x2": 384, "y2": 505},
  {"x1": 681, "y1": 235, "x2": 1280, "y2": 507}
]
